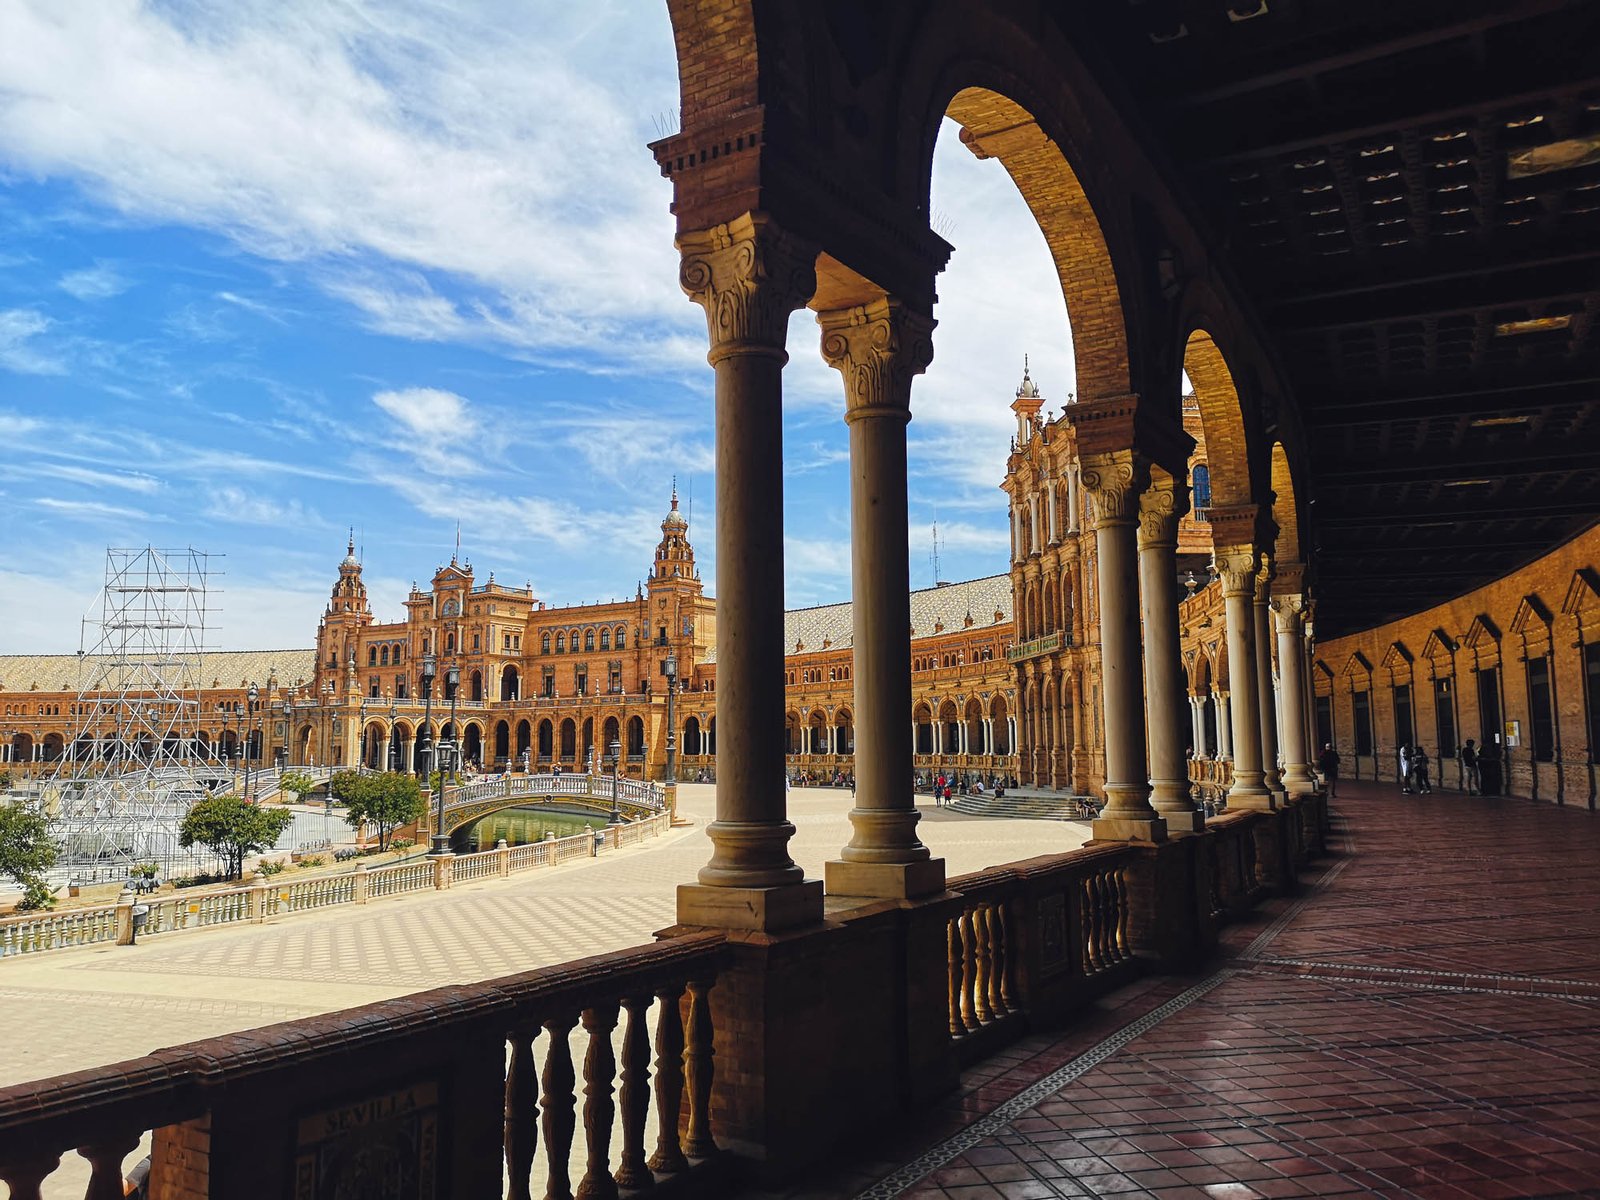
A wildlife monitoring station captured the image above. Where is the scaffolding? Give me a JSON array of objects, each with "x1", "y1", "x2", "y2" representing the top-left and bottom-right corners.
[{"x1": 38, "y1": 547, "x2": 234, "y2": 880}]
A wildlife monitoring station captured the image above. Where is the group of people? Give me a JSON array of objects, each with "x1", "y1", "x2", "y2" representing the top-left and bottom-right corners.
[
  {"x1": 1316, "y1": 738, "x2": 1496, "y2": 798},
  {"x1": 1397, "y1": 743, "x2": 1434, "y2": 794}
]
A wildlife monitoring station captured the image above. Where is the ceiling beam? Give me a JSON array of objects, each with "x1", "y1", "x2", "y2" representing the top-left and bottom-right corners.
[
  {"x1": 1318, "y1": 500, "x2": 1596, "y2": 526},
  {"x1": 1273, "y1": 272, "x2": 1596, "y2": 333},
  {"x1": 1318, "y1": 449, "x2": 1599, "y2": 483},
  {"x1": 1264, "y1": 245, "x2": 1600, "y2": 309},
  {"x1": 1300, "y1": 373, "x2": 1600, "y2": 425}
]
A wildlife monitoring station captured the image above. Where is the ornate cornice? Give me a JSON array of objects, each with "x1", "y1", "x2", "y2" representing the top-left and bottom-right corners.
[
  {"x1": 1213, "y1": 544, "x2": 1261, "y2": 598},
  {"x1": 677, "y1": 213, "x2": 817, "y2": 362},
  {"x1": 816, "y1": 297, "x2": 935, "y2": 421}
]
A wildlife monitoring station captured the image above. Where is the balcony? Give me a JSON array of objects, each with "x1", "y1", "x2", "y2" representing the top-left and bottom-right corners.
[{"x1": 1005, "y1": 630, "x2": 1065, "y2": 662}]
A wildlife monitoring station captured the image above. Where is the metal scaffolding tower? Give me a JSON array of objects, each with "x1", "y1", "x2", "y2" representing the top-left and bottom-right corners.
[{"x1": 39, "y1": 547, "x2": 231, "y2": 879}]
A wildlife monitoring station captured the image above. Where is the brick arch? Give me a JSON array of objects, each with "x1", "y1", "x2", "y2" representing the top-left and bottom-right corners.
[
  {"x1": 1270, "y1": 442, "x2": 1302, "y2": 564},
  {"x1": 937, "y1": 87, "x2": 1133, "y2": 402},
  {"x1": 1182, "y1": 329, "x2": 1254, "y2": 510}
]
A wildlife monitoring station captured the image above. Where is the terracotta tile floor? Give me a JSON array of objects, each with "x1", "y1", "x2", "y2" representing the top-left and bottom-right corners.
[{"x1": 741, "y1": 782, "x2": 1600, "y2": 1199}]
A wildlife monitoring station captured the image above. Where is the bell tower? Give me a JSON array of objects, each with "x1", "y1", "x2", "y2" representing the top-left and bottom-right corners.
[
  {"x1": 315, "y1": 533, "x2": 373, "y2": 691},
  {"x1": 650, "y1": 480, "x2": 700, "y2": 593}
]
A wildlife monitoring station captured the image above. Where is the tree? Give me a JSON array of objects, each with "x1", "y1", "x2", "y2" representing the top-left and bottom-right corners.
[
  {"x1": 178, "y1": 795, "x2": 294, "y2": 880},
  {"x1": 329, "y1": 769, "x2": 372, "y2": 807},
  {"x1": 0, "y1": 803, "x2": 58, "y2": 911},
  {"x1": 341, "y1": 772, "x2": 426, "y2": 851},
  {"x1": 277, "y1": 770, "x2": 317, "y2": 803}
]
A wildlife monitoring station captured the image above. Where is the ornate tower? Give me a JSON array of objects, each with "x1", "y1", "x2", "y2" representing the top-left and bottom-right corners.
[
  {"x1": 1011, "y1": 355, "x2": 1044, "y2": 444},
  {"x1": 315, "y1": 534, "x2": 373, "y2": 693}
]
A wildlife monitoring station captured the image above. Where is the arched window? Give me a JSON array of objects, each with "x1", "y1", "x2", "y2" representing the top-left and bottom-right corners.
[
  {"x1": 541, "y1": 632, "x2": 551, "y2": 654},
  {"x1": 584, "y1": 630, "x2": 595, "y2": 652},
  {"x1": 446, "y1": 632, "x2": 455, "y2": 653},
  {"x1": 556, "y1": 632, "x2": 565, "y2": 653},
  {"x1": 615, "y1": 626, "x2": 626, "y2": 649},
  {"x1": 1192, "y1": 463, "x2": 1212, "y2": 513},
  {"x1": 600, "y1": 628, "x2": 611, "y2": 650}
]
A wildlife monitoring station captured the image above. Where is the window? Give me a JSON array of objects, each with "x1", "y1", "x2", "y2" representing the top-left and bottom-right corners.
[
  {"x1": 473, "y1": 633, "x2": 480, "y2": 650},
  {"x1": 1191, "y1": 463, "x2": 1212, "y2": 515},
  {"x1": 504, "y1": 633, "x2": 512, "y2": 650},
  {"x1": 600, "y1": 629, "x2": 611, "y2": 651},
  {"x1": 616, "y1": 627, "x2": 627, "y2": 649},
  {"x1": 396, "y1": 679, "x2": 408, "y2": 700},
  {"x1": 1315, "y1": 694, "x2": 1333, "y2": 750},
  {"x1": 541, "y1": 633, "x2": 551, "y2": 654},
  {"x1": 1477, "y1": 667, "x2": 1502, "y2": 747},
  {"x1": 556, "y1": 633, "x2": 565, "y2": 653},
  {"x1": 609, "y1": 662, "x2": 622, "y2": 693},
  {"x1": 542, "y1": 669, "x2": 555, "y2": 699},
  {"x1": 369, "y1": 682, "x2": 380, "y2": 698},
  {"x1": 446, "y1": 633, "x2": 455, "y2": 653},
  {"x1": 1433, "y1": 677, "x2": 1457, "y2": 757},
  {"x1": 395, "y1": 646, "x2": 404, "y2": 664},
  {"x1": 658, "y1": 625, "x2": 668, "y2": 646},
  {"x1": 1393, "y1": 683, "x2": 1414, "y2": 749},
  {"x1": 584, "y1": 630, "x2": 595, "y2": 652},
  {"x1": 1352, "y1": 690, "x2": 1373, "y2": 756},
  {"x1": 368, "y1": 646, "x2": 378, "y2": 666},
  {"x1": 575, "y1": 668, "x2": 588, "y2": 697},
  {"x1": 1527, "y1": 655, "x2": 1555, "y2": 762}
]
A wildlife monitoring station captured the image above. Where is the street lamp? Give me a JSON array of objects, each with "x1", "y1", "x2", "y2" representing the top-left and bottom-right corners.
[
  {"x1": 283, "y1": 697, "x2": 295, "y2": 770},
  {"x1": 244, "y1": 683, "x2": 259, "y2": 798},
  {"x1": 607, "y1": 738, "x2": 623, "y2": 825},
  {"x1": 423, "y1": 652, "x2": 446, "y2": 855},
  {"x1": 388, "y1": 701, "x2": 399, "y2": 772},
  {"x1": 663, "y1": 653, "x2": 678, "y2": 783},
  {"x1": 446, "y1": 662, "x2": 461, "y2": 778}
]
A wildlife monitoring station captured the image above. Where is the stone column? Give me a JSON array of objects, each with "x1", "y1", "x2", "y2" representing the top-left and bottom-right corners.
[
  {"x1": 1254, "y1": 570, "x2": 1286, "y2": 803},
  {"x1": 1189, "y1": 697, "x2": 1204, "y2": 758},
  {"x1": 1138, "y1": 469, "x2": 1202, "y2": 833},
  {"x1": 1047, "y1": 479, "x2": 1060, "y2": 543},
  {"x1": 1067, "y1": 464, "x2": 1081, "y2": 534},
  {"x1": 1274, "y1": 595, "x2": 1316, "y2": 794},
  {"x1": 1216, "y1": 691, "x2": 1232, "y2": 760},
  {"x1": 1217, "y1": 548, "x2": 1275, "y2": 809},
  {"x1": 818, "y1": 296, "x2": 944, "y2": 898},
  {"x1": 1080, "y1": 452, "x2": 1166, "y2": 841},
  {"x1": 675, "y1": 213, "x2": 823, "y2": 930}
]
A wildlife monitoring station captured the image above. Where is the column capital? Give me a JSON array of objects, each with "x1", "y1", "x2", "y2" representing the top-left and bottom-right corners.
[
  {"x1": 1079, "y1": 450, "x2": 1151, "y2": 529},
  {"x1": 816, "y1": 297, "x2": 935, "y2": 422},
  {"x1": 1136, "y1": 468, "x2": 1190, "y2": 548},
  {"x1": 1270, "y1": 592, "x2": 1306, "y2": 622},
  {"x1": 678, "y1": 212, "x2": 817, "y2": 362},
  {"x1": 1213, "y1": 544, "x2": 1261, "y2": 597}
]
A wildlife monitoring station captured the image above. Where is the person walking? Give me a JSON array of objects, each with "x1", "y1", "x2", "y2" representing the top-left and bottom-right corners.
[
  {"x1": 1318, "y1": 743, "x2": 1340, "y2": 797},
  {"x1": 1460, "y1": 739, "x2": 1480, "y2": 795},
  {"x1": 1399, "y1": 743, "x2": 1413, "y2": 794},
  {"x1": 1414, "y1": 745, "x2": 1432, "y2": 794}
]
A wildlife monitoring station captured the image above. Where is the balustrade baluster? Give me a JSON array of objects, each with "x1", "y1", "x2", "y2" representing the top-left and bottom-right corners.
[
  {"x1": 986, "y1": 902, "x2": 1012, "y2": 1016},
  {"x1": 505, "y1": 1029, "x2": 540, "y2": 1200},
  {"x1": 0, "y1": 1151, "x2": 61, "y2": 1200},
  {"x1": 647, "y1": 983, "x2": 688, "y2": 1173},
  {"x1": 78, "y1": 1134, "x2": 141, "y2": 1200},
  {"x1": 575, "y1": 1003, "x2": 620, "y2": 1200},
  {"x1": 1113, "y1": 869, "x2": 1131, "y2": 962},
  {"x1": 972, "y1": 903, "x2": 994, "y2": 1024},
  {"x1": 946, "y1": 919, "x2": 963, "y2": 1036},
  {"x1": 681, "y1": 978, "x2": 716, "y2": 1159},
  {"x1": 540, "y1": 1012, "x2": 579, "y2": 1200},
  {"x1": 614, "y1": 994, "x2": 653, "y2": 1189},
  {"x1": 1080, "y1": 876, "x2": 1101, "y2": 974},
  {"x1": 958, "y1": 910, "x2": 980, "y2": 1033}
]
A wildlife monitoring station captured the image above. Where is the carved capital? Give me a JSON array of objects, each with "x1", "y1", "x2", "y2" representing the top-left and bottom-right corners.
[
  {"x1": 1270, "y1": 592, "x2": 1306, "y2": 633},
  {"x1": 1213, "y1": 544, "x2": 1261, "y2": 597},
  {"x1": 677, "y1": 213, "x2": 817, "y2": 361},
  {"x1": 1078, "y1": 451, "x2": 1150, "y2": 528},
  {"x1": 816, "y1": 297, "x2": 935, "y2": 420},
  {"x1": 1136, "y1": 470, "x2": 1190, "y2": 547}
]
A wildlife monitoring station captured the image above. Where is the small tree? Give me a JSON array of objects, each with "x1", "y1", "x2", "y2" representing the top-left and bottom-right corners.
[
  {"x1": 0, "y1": 803, "x2": 59, "y2": 910},
  {"x1": 342, "y1": 772, "x2": 426, "y2": 851},
  {"x1": 178, "y1": 795, "x2": 294, "y2": 880},
  {"x1": 329, "y1": 769, "x2": 371, "y2": 808},
  {"x1": 277, "y1": 770, "x2": 318, "y2": 803}
]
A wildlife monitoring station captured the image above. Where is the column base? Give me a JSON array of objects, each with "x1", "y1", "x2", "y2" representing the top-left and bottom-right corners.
[
  {"x1": 1227, "y1": 788, "x2": 1278, "y2": 811},
  {"x1": 1282, "y1": 771, "x2": 1317, "y2": 796},
  {"x1": 825, "y1": 857, "x2": 946, "y2": 900},
  {"x1": 1152, "y1": 808, "x2": 1205, "y2": 835},
  {"x1": 1092, "y1": 815, "x2": 1168, "y2": 843},
  {"x1": 676, "y1": 880, "x2": 824, "y2": 933}
]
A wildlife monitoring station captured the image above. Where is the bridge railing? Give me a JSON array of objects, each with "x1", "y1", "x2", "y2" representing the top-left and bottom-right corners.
[{"x1": 441, "y1": 772, "x2": 667, "y2": 817}]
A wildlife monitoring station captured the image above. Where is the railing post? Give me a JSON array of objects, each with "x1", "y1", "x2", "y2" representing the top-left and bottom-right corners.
[
  {"x1": 648, "y1": 982, "x2": 688, "y2": 1173},
  {"x1": 248, "y1": 869, "x2": 270, "y2": 923},
  {"x1": 682, "y1": 977, "x2": 717, "y2": 1158},
  {"x1": 614, "y1": 994, "x2": 653, "y2": 1189},
  {"x1": 505, "y1": 1028, "x2": 540, "y2": 1200},
  {"x1": 115, "y1": 886, "x2": 136, "y2": 946},
  {"x1": 540, "y1": 1013, "x2": 579, "y2": 1200},
  {"x1": 497, "y1": 837, "x2": 511, "y2": 877},
  {"x1": 77, "y1": 1133, "x2": 141, "y2": 1200},
  {"x1": 433, "y1": 855, "x2": 453, "y2": 890},
  {"x1": 0, "y1": 1150, "x2": 61, "y2": 1200},
  {"x1": 353, "y1": 861, "x2": 369, "y2": 904},
  {"x1": 576, "y1": 1002, "x2": 621, "y2": 1200}
]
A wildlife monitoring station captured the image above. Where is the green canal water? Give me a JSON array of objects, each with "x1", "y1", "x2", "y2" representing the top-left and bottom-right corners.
[{"x1": 454, "y1": 805, "x2": 608, "y2": 852}]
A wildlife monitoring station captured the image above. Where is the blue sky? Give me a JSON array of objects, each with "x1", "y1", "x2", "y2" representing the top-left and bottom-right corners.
[{"x1": 0, "y1": 0, "x2": 1075, "y2": 654}]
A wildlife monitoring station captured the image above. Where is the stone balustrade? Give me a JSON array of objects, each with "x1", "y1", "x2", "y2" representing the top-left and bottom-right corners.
[{"x1": 0, "y1": 933, "x2": 729, "y2": 1199}]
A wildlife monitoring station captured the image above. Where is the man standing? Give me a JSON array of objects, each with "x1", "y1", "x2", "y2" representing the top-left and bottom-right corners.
[
  {"x1": 1461, "y1": 739, "x2": 1480, "y2": 795},
  {"x1": 1318, "y1": 743, "x2": 1340, "y2": 797}
]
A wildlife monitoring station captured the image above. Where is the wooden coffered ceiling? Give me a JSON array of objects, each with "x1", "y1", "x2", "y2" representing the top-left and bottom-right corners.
[{"x1": 1065, "y1": 0, "x2": 1600, "y2": 636}]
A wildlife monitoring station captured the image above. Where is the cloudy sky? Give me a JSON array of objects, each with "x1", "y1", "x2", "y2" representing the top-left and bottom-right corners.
[{"x1": 0, "y1": 0, "x2": 1075, "y2": 654}]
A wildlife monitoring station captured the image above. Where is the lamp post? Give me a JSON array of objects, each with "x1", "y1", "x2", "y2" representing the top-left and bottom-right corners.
[
  {"x1": 663, "y1": 653, "x2": 678, "y2": 783},
  {"x1": 607, "y1": 737, "x2": 622, "y2": 825},
  {"x1": 244, "y1": 683, "x2": 259, "y2": 798},
  {"x1": 282, "y1": 697, "x2": 295, "y2": 772},
  {"x1": 446, "y1": 663, "x2": 460, "y2": 778},
  {"x1": 423, "y1": 652, "x2": 446, "y2": 854}
]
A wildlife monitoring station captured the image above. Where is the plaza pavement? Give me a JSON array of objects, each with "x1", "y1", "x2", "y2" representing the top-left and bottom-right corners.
[{"x1": 0, "y1": 784, "x2": 1092, "y2": 1088}]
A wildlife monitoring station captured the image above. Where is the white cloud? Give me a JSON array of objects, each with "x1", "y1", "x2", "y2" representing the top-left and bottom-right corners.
[
  {"x1": 35, "y1": 496, "x2": 153, "y2": 521},
  {"x1": 16, "y1": 463, "x2": 163, "y2": 493},
  {"x1": 0, "y1": 410, "x2": 44, "y2": 437},
  {"x1": 0, "y1": 0, "x2": 690, "y2": 366},
  {"x1": 0, "y1": 308, "x2": 64, "y2": 373},
  {"x1": 58, "y1": 262, "x2": 129, "y2": 300},
  {"x1": 204, "y1": 486, "x2": 323, "y2": 528}
]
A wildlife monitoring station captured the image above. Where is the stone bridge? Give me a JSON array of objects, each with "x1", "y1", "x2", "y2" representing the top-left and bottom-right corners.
[{"x1": 437, "y1": 773, "x2": 668, "y2": 837}]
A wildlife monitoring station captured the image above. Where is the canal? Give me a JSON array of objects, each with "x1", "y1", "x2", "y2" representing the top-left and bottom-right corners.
[{"x1": 452, "y1": 805, "x2": 609, "y2": 853}]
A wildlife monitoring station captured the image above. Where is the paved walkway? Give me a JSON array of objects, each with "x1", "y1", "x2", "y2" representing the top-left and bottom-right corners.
[
  {"x1": 753, "y1": 781, "x2": 1600, "y2": 1199},
  {"x1": 0, "y1": 783, "x2": 1091, "y2": 1088}
]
